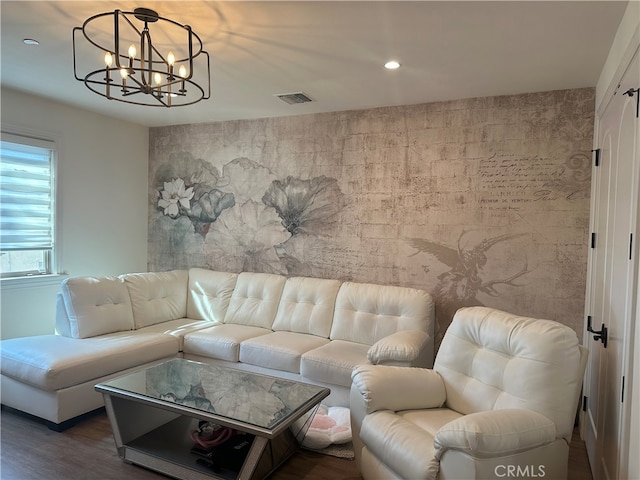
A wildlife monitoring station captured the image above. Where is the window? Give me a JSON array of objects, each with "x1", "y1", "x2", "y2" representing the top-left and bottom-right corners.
[{"x1": 0, "y1": 133, "x2": 56, "y2": 278}]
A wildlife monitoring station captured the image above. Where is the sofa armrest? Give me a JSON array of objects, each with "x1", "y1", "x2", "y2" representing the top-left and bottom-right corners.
[
  {"x1": 55, "y1": 293, "x2": 72, "y2": 337},
  {"x1": 367, "y1": 330, "x2": 430, "y2": 365},
  {"x1": 351, "y1": 364, "x2": 445, "y2": 415},
  {"x1": 434, "y1": 409, "x2": 557, "y2": 459}
]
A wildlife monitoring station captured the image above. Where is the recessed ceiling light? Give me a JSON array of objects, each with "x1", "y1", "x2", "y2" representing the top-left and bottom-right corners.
[
  {"x1": 23, "y1": 38, "x2": 40, "y2": 46},
  {"x1": 384, "y1": 60, "x2": 401, "y2": 70}
]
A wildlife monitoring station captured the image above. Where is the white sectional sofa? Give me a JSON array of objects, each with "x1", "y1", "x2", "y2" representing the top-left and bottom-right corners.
[{"x1": 0, "y1": 268, "x2": 435, "y2": 430}]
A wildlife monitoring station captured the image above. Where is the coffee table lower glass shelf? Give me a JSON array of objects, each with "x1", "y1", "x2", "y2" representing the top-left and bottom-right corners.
[{"x1": 95, "y1": 358, "x2": 330, "y2": 480}]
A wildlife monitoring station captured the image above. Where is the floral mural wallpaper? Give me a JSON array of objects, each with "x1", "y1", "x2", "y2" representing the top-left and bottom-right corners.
[{"x1": 149, "y1": 88, "x2": 594, "y2": 345}]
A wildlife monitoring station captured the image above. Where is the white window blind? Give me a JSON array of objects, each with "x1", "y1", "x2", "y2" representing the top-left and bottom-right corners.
[{"x1": 0, "y1": 137, "x2": 55, "y2": 252}]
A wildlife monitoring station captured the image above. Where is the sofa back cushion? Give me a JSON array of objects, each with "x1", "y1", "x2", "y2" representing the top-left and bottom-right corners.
[
  {"x1": 123, "y1": 270, "x2": 189, "y2": 329},
  {"x1": 187, "y1": 268, "x2": 238, "y2": 322},
  {"x1": 272, "y1": 277, "x2": 341, "y2": 337},
  {"x1": 59, "y1": 276, "x2": 134, "y2": 338},
  {"x1": 223, "y1": 272, "x2": 286, "y2": 329},
  {"x1": 330, "y1": 282, "x2": 434, "y2": 345},
  {"x1": 434, "y1": 306, "x2": 586, "y2": 441}
]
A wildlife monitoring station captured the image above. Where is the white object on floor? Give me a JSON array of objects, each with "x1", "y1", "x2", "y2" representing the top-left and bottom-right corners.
[{"x1": 302, "y1": 404, "x2": 352, "y2": 450}]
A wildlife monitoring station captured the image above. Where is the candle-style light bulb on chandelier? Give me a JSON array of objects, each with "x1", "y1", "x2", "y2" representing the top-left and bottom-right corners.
[{"x1": 73, "y1": 7, "x2": 210, "y2": 107}]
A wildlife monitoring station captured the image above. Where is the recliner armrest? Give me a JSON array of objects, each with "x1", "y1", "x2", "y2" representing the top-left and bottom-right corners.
[
  {"x1": 434, "y1": 409, "x2": 557, "y2": 459},
  {"x1": 351, "y1": 364, "x2": 446, "y2": 414},
  {"x1": 367, "y1": 330, "x2": 431, "y2": 365}
]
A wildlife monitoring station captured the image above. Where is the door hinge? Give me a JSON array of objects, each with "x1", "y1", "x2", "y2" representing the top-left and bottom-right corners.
[
  {"x1": 592, "y1": 148, "x2": 601, "y2": 167},
  {"x1": 630, "y1": 233, "x2": 634, "y2": 260},
  {"x1": 622, "y1": 376, "x2": 625, "y2": 403},
  {"x1": 587, "y1": 315, "x2": 608, "y2": 348},
  {"x1": 623, "y1": 88, "x2": 640, "y2": 118},
  {"x1": 591, "y1": 232, "x2": 596, "y2": 249},
  {"x1": 582, "y1": 395, "x2": 588, "y2": 411}
]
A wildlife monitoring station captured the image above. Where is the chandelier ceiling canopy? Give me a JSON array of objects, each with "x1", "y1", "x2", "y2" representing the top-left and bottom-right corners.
[{"x1": 73, "y1": 7, "x2": 210, "y2": 107}]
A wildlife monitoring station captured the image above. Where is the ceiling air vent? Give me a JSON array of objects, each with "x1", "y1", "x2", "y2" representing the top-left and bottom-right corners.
[{"x1": 275, "y1": 92, "x2": 313, "y2": 105}]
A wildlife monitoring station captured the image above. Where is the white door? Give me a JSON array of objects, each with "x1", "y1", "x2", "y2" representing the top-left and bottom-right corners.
[{"x1": 584, "y1": 48, "x2": 640, "y2": 480}]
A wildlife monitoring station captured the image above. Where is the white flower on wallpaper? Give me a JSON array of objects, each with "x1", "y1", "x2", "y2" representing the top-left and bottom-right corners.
[
  {"x1": 158, "y1": 178, "x2": 195, "y2": 218},
  {"x1": 205, "y1": 200, "x2": 290, "y2": 274},
  {"x1": 262, "y1": 176, "x2": 346, "y2": 236}
]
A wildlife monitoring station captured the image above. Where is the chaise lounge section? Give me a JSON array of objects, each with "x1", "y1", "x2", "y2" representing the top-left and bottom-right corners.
[{"x1": 1, "y1": 268, "x2": 435, "y2": 430}]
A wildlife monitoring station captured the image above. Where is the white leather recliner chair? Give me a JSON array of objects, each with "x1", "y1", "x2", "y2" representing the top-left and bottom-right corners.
[{"x1": 350, "y1": 306, "x2": 588, "y2": 480}]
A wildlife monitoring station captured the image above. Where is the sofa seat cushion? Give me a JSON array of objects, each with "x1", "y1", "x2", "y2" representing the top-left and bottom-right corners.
[
  {"x1": 397, "y1": 408, "x2": 463, "y2": 437},
  {"x1": 136, "y1": 318, "x2": 212, "y2": 350},
  {"x1": 0, "y1": 332, "x2": 179, "y2": 391},
  {"x1": 239, "y1": 332, "x2": 329, "y2": 374},
  {"x1": 301, "y1": 340, "x2": 369, "y2": 387},
  {"x1": 182, "y1": 324, "x2": 272, "y2": 362}
]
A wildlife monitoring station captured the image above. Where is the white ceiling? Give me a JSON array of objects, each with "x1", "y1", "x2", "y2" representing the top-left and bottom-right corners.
[{"x1": 0, "y1": 1, "x2": 628, "y2": 128}]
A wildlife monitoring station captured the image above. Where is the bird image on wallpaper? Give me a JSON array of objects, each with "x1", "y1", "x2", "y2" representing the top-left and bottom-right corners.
[
  {"x1": 406, "y1": 232, "x2": 530, "y2": 343},
  {"x1": 262, "y1": 176, "x2": 346, "y2": 236}
]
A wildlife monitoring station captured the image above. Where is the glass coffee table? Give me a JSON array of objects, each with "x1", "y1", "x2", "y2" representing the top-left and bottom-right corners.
[{"x1": 95, "y1": 358, "x2": 330, "y2": 480}]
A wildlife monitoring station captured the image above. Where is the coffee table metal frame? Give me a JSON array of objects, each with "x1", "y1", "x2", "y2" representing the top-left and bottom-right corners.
[{"x1": 95, "y1": 358, "x2": 330, "y2": 480}]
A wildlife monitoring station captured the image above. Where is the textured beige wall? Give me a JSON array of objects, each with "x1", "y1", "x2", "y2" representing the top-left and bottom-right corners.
[{"x1": 149, "y1": 88, "x2": 593, "y2": 344}]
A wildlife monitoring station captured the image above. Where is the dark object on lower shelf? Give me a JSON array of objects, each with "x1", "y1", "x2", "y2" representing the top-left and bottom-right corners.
[
  {"x1": 195, "y1": 457, "x2": 221, "y2": 473},
  {"x1": 191, "y1": 432, "x2": 255, "y2": 472}
]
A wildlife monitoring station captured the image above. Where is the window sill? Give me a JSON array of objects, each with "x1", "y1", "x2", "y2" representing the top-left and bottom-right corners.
[{"x1": 0, "y1": 274, "x2": 68, "y2": 290}]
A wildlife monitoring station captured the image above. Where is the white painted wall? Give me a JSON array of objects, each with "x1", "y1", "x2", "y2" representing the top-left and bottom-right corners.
[
  {"x1": 594, "y1": 2, "x2": 640, "y2": 479},
  {"x1": 0, "y1": 88, "x2": 149, "y2": 339}
]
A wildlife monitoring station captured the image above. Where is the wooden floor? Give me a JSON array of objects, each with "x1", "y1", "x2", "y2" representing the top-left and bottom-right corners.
[{"x1": 0, "y1": 408, "x2": 591, "y2": 480}]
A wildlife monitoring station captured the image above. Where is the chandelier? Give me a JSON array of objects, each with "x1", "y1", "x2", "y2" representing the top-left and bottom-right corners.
[{"x1": 73, "y1": 7, "x2": 210, "y2": 107}]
